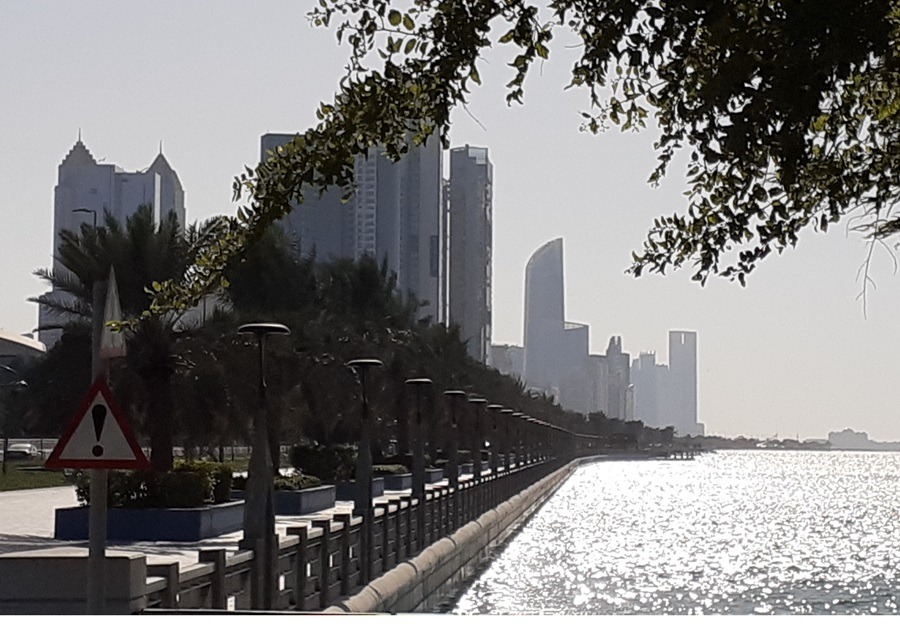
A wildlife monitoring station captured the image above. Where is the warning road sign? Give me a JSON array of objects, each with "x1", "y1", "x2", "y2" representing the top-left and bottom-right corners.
[{"x1": 45, "y1": 377, "x2": 150, "y2": 470}]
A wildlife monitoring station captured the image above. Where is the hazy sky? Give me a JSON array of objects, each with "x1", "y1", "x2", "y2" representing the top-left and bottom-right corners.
[{"x1": 3, "y1": 2, "x2": 900, "y2": 441}]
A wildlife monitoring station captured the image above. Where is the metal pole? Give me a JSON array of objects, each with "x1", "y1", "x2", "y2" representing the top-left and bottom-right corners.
[
  {"x1": 348, "y1": 359, "x2": 383, "y2": 586},
  {"x1": 406, "y1": 378, "x2": 432, "y2": 553},
  {"x1": 87, "y1": 278, "x2": 108, "y2": 615},
  {"x1": 238, "y1": 323, "x2": 289, "y2": 610},
  {"x1": 443, "y1": 391, "x2": 464, "y2": 529}
]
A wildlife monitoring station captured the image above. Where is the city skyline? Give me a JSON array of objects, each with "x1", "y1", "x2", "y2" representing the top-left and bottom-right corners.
[{"x1": 4, "y1": 2, "x2": 900, "y2": 441}]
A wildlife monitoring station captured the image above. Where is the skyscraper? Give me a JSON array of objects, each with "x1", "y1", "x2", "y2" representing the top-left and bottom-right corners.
[
  {"x1": 523, "y1": 238, "x2": 566, "y2": 393},
  {"x1": 40, "y1": 139, "x2": 185, "y2": 345},
  {"x1": 669, "y1": 330, "x2": 702, "y2": 435},
  {"x1": 449, "y1": 145, "x2": 492, "y2": 363},
  {"x1": 260, "y1": 134, "x2": 444, "y2": 323}
]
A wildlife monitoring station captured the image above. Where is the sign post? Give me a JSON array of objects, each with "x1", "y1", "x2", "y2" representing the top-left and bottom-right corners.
[
  {"x1": 44, "y1": 267, "x2": 140, "y2": 614},
  {"x1": 45, "y1": 378, "x2": 149, "y2": 612}
]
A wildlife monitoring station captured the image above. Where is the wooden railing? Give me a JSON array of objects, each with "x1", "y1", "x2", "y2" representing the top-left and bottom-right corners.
[{"x1": 142, "y1": 452, "x2": 578, "y2": 612}]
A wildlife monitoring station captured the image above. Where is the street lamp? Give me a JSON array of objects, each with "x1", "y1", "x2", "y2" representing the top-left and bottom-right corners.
[
  {"x1": 512, "y1": 413, "x2": 525, "y2": 468},
  {"x1": 486, "y1": 405, "x2": 503, "y2": 477},
  {"x1": 501, "y1": 408, "x2": 514, "y2": 472},
  {"x1": 347, "y1": 358, "x2": 383, "y2": 585},
  {"x1": 406, "y1": 377, "x2": 432, "y2": 552},
  {"x1": 443, "y1": 390, "x2": 466, "y2": 528},
  {"x1": 467, "y1": 397, "x2": 486, "y2": 482},
  {"x1": 0, "y1": 365, "x2": 26, "y2": 476},
  {"x1": 237, "y1": 322, "x2": 290, "y2": 610}
]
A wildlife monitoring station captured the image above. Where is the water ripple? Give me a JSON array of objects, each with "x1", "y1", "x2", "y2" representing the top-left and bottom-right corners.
[{"x1": 450, "y1": 451, "x2": 900, "y2": 615}]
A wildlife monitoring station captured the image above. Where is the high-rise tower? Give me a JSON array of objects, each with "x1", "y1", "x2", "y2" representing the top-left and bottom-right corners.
[
  {"x1": 523, "y1": 238, "x2": 566, "y2": 393},
  {"x1": 40, "y1": 139, "x2": 185, "y2": 345},
  {"x1": 260, "y1": 134, "x2": 444, "y2": 323},
  {"x1": 669, "y1": 330, "x2": 703, "y2": 435},
  {"x1": 448, "y1": 145, "x2": 493, "y2": 363}
]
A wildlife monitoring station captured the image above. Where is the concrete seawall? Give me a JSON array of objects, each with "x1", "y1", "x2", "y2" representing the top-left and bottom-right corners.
[{"x1": 324, "y1": 458, "x2": 583, "y2": 613}]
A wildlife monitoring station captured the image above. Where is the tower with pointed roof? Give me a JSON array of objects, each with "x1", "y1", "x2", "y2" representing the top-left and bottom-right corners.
[{"x1": 39, "y1": 138, "x2": 186, "y2": 346}]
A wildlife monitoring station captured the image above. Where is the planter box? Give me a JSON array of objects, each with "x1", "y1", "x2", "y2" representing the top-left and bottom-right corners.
[
  {"x1": 382, "y1": 473, "x2": 412, "y2": 491},
  {"x1": 232, "y1": 485, "x2": 335, "y2": 515},
  {"x1": 54, "y1": 500, "x2": 245, "y2": 542},
  {"x1": 425, "y1": 468, "x2": 444, "y2": 484},
  {"x1": 334, "y1": 477, "x2": 385, "y2": 501}
]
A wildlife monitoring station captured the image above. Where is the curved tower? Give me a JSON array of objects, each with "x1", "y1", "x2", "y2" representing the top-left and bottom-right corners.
[{"x1": 523, "y1": 238, "x2": 566, "y2": 392}]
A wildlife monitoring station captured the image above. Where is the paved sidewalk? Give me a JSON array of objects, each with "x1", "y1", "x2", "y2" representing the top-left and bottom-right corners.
[{"x1": 0, "y1": 474, "x2": 483, "y2": 569}]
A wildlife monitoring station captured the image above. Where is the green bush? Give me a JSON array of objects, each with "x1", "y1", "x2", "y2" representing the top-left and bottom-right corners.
[
  {"x1": 372, "y1": 464, "x2": 409, "y2": 475},
  {"x1": 232, "y1": 473, "x2": 323, "y2": 491},
  {"x1": 75, "y1": 461, "x2": 235, "y2": 508},
  {"x1": 274, "y1": 474, "x2": 322, "y2": 491},
  {"x1": 289, "y1": 445, "x2": 356, "y2": 482},
  {"x1": 381, "y1": 453, "x2": 431, "y2": 470}
]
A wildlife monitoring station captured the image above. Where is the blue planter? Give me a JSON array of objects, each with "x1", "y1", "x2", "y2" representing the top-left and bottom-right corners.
[
  {"x1": 232, "y1": 485, "x2": 336, "y2": 515},
  {"x1": 425, "y1": 468, "x2": 444, "y2": 484},
  {"x1": 334, "y1": 477, "x2": 385, "y2": 501},
  {"x1": 54, "y1": 501, "x2": 245, "y2": 542},
  {"x1": 382, "y1": 473, "x2": 413, "y2": 490}
]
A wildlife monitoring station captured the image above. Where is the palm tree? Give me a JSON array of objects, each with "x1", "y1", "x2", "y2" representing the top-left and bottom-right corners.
[{"x1": 32, "y1": 206, "x2": 226, "y2": 471}]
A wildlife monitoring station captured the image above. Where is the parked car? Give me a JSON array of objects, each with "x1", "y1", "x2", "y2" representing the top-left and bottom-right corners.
[{"x1": 3, "y1": 443, "x2": 40, "y2": 461}]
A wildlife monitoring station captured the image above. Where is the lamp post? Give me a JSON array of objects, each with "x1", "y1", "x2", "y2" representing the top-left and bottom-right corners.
[
  {"x1": 467, "y1": 397, "x2": 486, "y2": 482},
  {"x1": 512, "y1": 412, "x2": 524, "y2": 470},
  {"x1": 443, "y1": 390, "x2": 465, "y2": 528},
  {"x1": 0, "y1": 365, "x2": 26, "y2": 476},
  {"x1": 237, "y1": 322, "x2": 290, "y2": 610},
  {"x1": 347, "y1": 358, "x2": 383, "y2": 585},
  {"x1": 406, "y1": 377, "x2": 432, "y2": 552},
  {"x1": 467, "y1": 397, "x2": 486, "y2": 514},
  {"x1": 501, "y1": 408, "x2": 514, "y2": 473}
]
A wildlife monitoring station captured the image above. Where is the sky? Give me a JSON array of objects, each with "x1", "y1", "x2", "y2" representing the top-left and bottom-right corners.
[{"x1": 3, "y1": 1, "x2": 900, "y2": 442}]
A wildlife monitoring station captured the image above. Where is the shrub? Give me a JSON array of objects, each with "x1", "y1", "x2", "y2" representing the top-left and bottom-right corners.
[
  {"x1": 290, "y1": 445, "x2": 356, "y2": 482},
  {"x1": 232, "y1": 473, "x2": 322, "y2": 491},
  {"x1": 381, "y1": 453, "x2": 431, "y2": 470},
  {"x1": 372, "y1": 464, "x2": 409, "y2": 476},
  {"x1": 274, "y1": 474, "x2": 322, "y2": 491},
  {"x1": 75, "y1": 461, "x2": 235, "y2": 508}
]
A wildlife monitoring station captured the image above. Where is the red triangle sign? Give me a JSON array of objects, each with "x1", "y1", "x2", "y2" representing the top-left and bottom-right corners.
[{"x1": 46, "y1": 377, "x2": 151, "y2": 470}]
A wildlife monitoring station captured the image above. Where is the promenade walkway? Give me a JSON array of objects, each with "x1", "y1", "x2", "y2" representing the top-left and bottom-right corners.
[{"x1": 0, "y1": 473, "x2": 481, "y2": 568}]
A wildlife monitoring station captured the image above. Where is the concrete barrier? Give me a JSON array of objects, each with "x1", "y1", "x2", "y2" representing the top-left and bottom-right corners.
[
  {"x1": 325, "y1": 458, "x2": 580, "y2": 613},
  {"x1": 0, "y1": 548, "x2": 148, "y2": 614}
]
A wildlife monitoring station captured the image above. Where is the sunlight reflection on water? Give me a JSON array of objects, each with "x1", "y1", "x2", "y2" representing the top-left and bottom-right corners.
[{"x1": 450, "y1": 451, "x2": 900, "y2": 615}]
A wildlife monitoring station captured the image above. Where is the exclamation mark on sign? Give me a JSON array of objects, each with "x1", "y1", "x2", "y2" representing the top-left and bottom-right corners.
[{"x1": 91, "y1": 404, "x2": 107, "y2": 457}]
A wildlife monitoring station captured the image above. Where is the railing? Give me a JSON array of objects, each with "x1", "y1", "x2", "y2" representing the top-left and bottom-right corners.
[{"x1": 142, "y1": 451, "x2": 581, "y2": 612}]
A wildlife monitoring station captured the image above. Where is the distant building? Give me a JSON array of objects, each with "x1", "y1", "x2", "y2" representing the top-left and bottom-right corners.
[
  {"x1": 448, "y1": 145, "x2": 493, "y2": 363},
  {"x1": 631, "y1": 332, "x2": 704, "y2": 436},
  {"x1": 40, "y1": 139, "x2": 186, "y2": 346},
  {"x1": 261, "y1": 134, "x2": 445, "y2": 323},
  {"x1": 0, "y1": 330, "x2": 46, "y2": 368},
  {"x1": 827, "y1": 429, "x2": 900, "y2": 451},
  {"x1": 523, "y1": 238, "x2": 567, "y2": 393},
  {"x1": 521, "y1": 238, "x2": 634, "y2": 420},
  {"x1": 669, "y1": 330, "x2": 703, "y2": 435},
  {"x1": 631, "y1": 351, "x2": 669, "y2": 428},
  {"x1": 490, "y1": 344, "x2": 524, "y2": 381},
  {"x1": 604, "y1": 336, "x2": 632, "y2": 421}
]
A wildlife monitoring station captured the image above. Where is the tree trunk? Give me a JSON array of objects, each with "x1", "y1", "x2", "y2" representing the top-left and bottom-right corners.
[{"x1": 146, "y1": 375, "x2": 175, "y2": 472}]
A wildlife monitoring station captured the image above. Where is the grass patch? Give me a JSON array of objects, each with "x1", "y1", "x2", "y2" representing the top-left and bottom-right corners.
[{"x1": 0, "y1": 462, "x2": 69, "y2": 492}]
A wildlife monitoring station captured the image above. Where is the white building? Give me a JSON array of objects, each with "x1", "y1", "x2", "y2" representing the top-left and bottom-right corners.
[{"x1": 39, "y1": 139, "x2": 186, "y2": 346}]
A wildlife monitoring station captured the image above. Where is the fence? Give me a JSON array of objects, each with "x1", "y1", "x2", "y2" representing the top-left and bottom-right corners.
[{"x1": 142, "y1": 450, "x2": 580, "y2": 612}]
